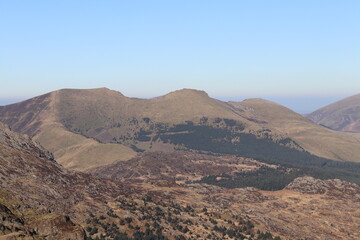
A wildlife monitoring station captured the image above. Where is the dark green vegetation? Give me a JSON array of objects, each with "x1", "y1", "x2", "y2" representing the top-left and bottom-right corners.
[
  {"x1": 149, "y1": 120, "x2": 360, "y2": 190},
  {"x1": 69, "y1": 114, "x2": 360, "y2": 190},
  {"x1": 84, "y1": 196, "x2": 286, "y2": 240},
  {"x1": 196, "y1": 162, "x2": 360, "y2": 190},
  {"x1": 196, "y1": 166, "x2": 300, "y2": 191}
]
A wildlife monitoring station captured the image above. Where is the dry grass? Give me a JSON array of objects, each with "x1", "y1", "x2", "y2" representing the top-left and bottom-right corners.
[
  {"x1": 34, "y1": 123, "x2": 136, "y2": 171},
  {"x1": 239, "y1": 98, "x2": 360, "y2": 162},
  {"x1": 2, "y1": 87, "x2": 360, "y2": 172}
]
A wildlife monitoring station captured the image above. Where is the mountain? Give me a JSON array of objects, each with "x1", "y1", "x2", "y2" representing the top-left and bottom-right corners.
[
  {"x1": 2, "y1": 122, "x2": 360, "y2": 239},
  {"x1": 0, "y1": 89, "x2": 136, "y2": 171},
  {"x1": 2, "y1": 87, "x2": 360, "y2": 172},
  {"x1": 307, "y1": 93, "x2": 360, "y2": 132},
  {"x1": 234, "y1": 98, "x2": 360, "y2": 163},
  {"x1": 0, "y1": 122, "x2": 120, "y2": 239}
]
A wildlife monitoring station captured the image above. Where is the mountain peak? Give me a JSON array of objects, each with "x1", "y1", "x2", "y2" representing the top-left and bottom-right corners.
[
  {"x1": 57, "y1": 87, "x2": 125, "y2": 96},
  {"x1": 307, "y1": 93, "x2": 360, "y2": 132},
  {"x1": 242, "y1": 98, "x2": 282, "y2": 106},
  {"x1": 163, "y1": 88, "x2": 209, "y2": 99}
]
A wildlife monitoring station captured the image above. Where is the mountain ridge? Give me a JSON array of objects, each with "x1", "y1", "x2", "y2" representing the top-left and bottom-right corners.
[{"x1": 2, "y1": 88, "x2": 360, "y2": 172}]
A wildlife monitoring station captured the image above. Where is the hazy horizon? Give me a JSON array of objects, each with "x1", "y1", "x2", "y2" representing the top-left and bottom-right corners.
[
  {"x1": 0, "y1": 88, "x2": 349, "y2": 114},
  {"x1": 1, "y1": 1, "x2": 359, "y2": 113}
]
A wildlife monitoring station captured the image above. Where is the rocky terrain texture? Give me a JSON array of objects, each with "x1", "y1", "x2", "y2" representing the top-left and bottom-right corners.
[
  {"x1": 1, "y1": 122, "x2": 360, "y2": 239},
  {"x1": 0, "y1": 122, "x2": 53, "y2": 160},
  {"x1": 90, "y1": 151, "x2": 275, "y2": 184},
  {"x1": 0, "y1": 122, "x2": 121, "y2": 239},
  {"x1": 90, "y1": 151, "x2": 360, "y2": 240},
  {"x1": 96, "y1": 175, "x2": 360, "y2": 240}
]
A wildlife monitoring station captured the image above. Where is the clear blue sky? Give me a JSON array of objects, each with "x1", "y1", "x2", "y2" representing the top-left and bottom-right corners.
[{"x1": 1, "y1": 0, "x2": 359, "y2": 113}]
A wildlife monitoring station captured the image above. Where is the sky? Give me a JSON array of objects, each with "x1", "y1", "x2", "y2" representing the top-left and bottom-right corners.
[{"x1": 1, "y1": 0, "x2": 360, "y2": 113}]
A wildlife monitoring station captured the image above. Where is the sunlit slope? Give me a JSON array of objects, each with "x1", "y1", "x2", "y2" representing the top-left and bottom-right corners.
[
  {"x1": 35, "y1": 123, "x2": 136, "y2": 171},
  {"x1": 1, "y1": 87, "x2": 360, "y2": 170},
  {"x1": 56, "y1": 88, "x2": 257, "y2": 129},
  {"x1": 236, "y1": 98, "x2": 360, "y2": 162},
  {"x1": 0, "y1": 90, "x2": 136, "y2": 171},
  {"x1": 307, "y1": 93, "x2": 360, "y2": 132}
]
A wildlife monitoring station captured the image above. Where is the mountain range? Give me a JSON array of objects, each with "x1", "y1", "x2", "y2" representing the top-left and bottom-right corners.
[
  {"x1": 1, "y1": 88, "x2": 360, "y2": 173},
  {"x1": 1, "y1": 88, "x2": 360, "y2": 239}
]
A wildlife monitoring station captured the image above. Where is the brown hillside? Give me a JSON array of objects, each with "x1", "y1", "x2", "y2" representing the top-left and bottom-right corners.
[
  {"x1": 307, "y1": 93, "x2": 360, "y2": 132},
  {"x1": 0, "y1": 122, "x2": 120, "y2": 239},
  {"x1": 2, "y1": 123, "x2": 360, "y2": 239},
  {"x1": 2, "y1": 87, "x2": 360, "y2": 171},
  {"x1": 91, "y1": 151, "x2": 360, "y2": 240},
  {"x1": 0, "y1": 89, "x2": 136, "y2": 171},
  {"x1": 233, "y1": 98, "x2": 360, "y2": 162}
]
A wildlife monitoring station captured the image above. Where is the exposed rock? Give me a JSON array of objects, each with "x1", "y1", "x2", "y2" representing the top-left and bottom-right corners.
[
  {"x1": 2, "y1": 121, "x2": 360, "y2": 240},
  {"x1": 0, "y1": 123, "x2": 118, "y2": 239},
  {"x1": 32, "y1": 215, "x2": 85, "y2": 240},
  {"x1": 285, "y1": 176, "x2": 360, "y2": 200},
  {"x1": 0, "y1": 232, "x2": 32, "y2": 240},
  {"x1": 0, "y1": 122, "x2": 53, "y2": 160}
]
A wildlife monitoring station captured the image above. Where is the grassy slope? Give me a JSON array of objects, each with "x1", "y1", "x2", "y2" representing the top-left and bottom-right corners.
[
  {"x1": 0, "y1": 90, "x2": 136, "y2": 171},
  {"x1": 56, "y1": 88, "x2": 360, "y2": 163},
  {"x1": 56, "y1": 88, "x2": 257, "y2": 129},
  {"x1": 237, "y1": 98, "x2": 360, "y2": 163},
  {"x1": 2, "y1": 87, "x2": 360, "y2": 173},
  {"x1": 35, "y1": 123, "x2": 136, "y2": 171}
]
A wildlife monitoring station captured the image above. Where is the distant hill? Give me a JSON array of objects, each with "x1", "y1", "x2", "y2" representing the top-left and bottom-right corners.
[
  {"x1": 307, "y1": 93, "x2": 360, "y2": 132},
  {"x1": 2, "y1": 88, "x2": 360, "y2": 171}
]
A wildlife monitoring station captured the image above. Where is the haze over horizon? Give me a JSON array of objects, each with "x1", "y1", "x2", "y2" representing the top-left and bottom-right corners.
[
  {"x1": 1, "y1": 1, "x2": 359, "y2": 113},
  {"x1": 0, "y1": 88, "x2": 351, "y2": 114}
]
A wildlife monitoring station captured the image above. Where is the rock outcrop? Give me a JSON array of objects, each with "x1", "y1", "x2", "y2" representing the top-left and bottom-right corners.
[{"x1": 285, "y1": 176, "x2": 360, "y2": 200}]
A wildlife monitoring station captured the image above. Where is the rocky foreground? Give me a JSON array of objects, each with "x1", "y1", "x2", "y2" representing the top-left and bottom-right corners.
[{"x1": 1, "y1": 122, "x2": 360, "y2": 239}]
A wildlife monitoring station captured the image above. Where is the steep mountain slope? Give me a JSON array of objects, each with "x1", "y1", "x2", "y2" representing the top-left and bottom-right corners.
[
  {"x1": 307, "y1": 93, "x2": 360, "y2": 132},
  {"x1": 0, "y1": 90, "x2": 136, "y2": 171},
  {"x1": 1, "y1": 87, "x2": 360, "y2": 172},
  {"x1": 0, "y1": 122, "x2": 118, "y2": 239}
]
